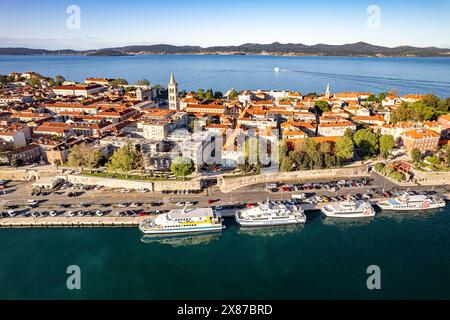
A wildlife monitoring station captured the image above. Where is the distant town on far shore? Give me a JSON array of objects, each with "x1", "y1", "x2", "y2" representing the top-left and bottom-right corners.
[{"x1": 1, "y1": 41, "x2": 450, "y2": 57}]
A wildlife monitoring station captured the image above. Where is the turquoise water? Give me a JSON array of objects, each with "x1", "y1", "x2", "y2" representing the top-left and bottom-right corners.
[
  {"x1": 1, "y1": 55, "x2": 450, "y2": 96},
  {"x1": 0, "y1": 210, "x2": 449, "y2": 300}
]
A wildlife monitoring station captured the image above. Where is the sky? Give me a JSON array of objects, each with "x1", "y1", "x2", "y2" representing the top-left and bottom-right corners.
[{"x1": 0, "y1": 0, "x2": 449, "y2": 50}]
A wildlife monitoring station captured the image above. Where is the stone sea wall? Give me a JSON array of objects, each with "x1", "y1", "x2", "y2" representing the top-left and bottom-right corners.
[
  {"x1": 65, "y1": 174, "x2": 203, "y2": 191},
  {"x1": 219, "y1": 166, "x2": 371, "y2": 193}
]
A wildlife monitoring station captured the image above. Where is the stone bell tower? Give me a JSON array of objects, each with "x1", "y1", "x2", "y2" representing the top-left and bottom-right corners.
[{"x1": 168, "y1": 72, "x2": 179, "y2": 110}]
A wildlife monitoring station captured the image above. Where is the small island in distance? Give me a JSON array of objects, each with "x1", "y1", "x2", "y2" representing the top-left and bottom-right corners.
[{"x1": 1, "y1": 41, "x2": 450, "y2": 57}]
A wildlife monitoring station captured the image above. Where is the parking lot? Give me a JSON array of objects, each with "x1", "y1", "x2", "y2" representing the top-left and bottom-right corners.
[{"x1": 1, "y1": 171, "x2": 449, "y2": 221}]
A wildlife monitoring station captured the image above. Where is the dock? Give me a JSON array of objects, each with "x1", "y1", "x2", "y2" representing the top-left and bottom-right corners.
[{"x1": 0, "y1": 216, "x2": 148, "y2": 228}]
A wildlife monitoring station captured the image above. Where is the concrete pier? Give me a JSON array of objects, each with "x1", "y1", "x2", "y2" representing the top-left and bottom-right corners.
[{"x1": 0, "y1": 216, "x2": 148, "y2": 228}]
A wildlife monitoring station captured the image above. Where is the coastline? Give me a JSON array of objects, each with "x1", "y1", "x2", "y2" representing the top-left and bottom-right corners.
[{"x1": 1, "y1": 52, "x2": 450, "y2": 58}]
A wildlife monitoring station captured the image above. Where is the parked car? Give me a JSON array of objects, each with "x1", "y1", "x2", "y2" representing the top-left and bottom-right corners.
[{"x1": 26, "y1": 200, "x2": 39, "y2": 207}]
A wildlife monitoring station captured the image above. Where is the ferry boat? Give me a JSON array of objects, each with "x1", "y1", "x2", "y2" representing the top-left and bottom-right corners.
[
  {"x1": 235, "y1": 202, "x2": 306, "y2": 227},
  {"x1": 321, "y1": 200, "x2": 375, "y2": 218},
  {"x1": 377, "y1": 194, "x2": 445, "y2": 211},
  {"x1": 139, "y1": 207, "x2": 224, "y2": 234}
]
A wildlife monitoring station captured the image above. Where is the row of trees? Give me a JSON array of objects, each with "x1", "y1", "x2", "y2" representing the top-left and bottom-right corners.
[
  {"x1": 195, "y1": 88, "x2": 223, "y2": 100},
  {"x1": 186, "y1": 88, "x2": 239, "y2": 100},
  {"x1": 279, "y1": 135, "x2": 356, "y2": 172},
  {"x1": 66, "y1": 142, "x2": 195, "y2": 178},
  {"x1": 391, "y1": 94, "x2": 450, "y2": 124},
  {"x1": 277, "y1": 128, "x2": 397, "y2": 173},
  {"x1": 347, "y1": 128, "x2": 395, "y2": 159}
]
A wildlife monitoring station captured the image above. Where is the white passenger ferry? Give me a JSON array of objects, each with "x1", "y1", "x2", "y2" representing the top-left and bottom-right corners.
[
  {"x1": 235, "y1": 202, "x2": 306, "y2": 227},
  {"x1": 377, "y1": 194, "x2": 446, "y2": 211},
  {"x1": 139, "y1": 207, "x2": 224, "y2": 234},
  {"x1": 321, "y1": 200, "x2": 375, "y2": 218}
]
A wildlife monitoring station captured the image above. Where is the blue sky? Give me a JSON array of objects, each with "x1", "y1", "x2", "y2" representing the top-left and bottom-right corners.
[{"x1": 0, "y1": 0, "x2": 449, "y2": 50}]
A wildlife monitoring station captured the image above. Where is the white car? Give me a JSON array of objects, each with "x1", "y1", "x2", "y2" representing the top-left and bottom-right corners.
[
  {"x1": 176, "y1": 202, "x2": 185, "y2": 207},
  {"x1": 138, "y1": 188, "x2": 148, "y2": 193},
  {"x1": 292, "y1": 193, "x2": 306, "y2": 200},
  {"x1": 26, "y1": 200, "x2": 38, "y2": 206}
]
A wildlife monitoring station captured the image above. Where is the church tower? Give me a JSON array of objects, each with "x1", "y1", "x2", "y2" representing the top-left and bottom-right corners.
[
  {"x1": 325, "y1": 83, "x2": 331, "y2": 99},
  {"x1": 168, "y1": 72, "x2": 179, "y2": 110}
]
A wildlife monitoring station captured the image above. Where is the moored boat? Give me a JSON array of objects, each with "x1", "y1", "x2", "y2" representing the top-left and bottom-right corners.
[
  {"x1": 139, "y1": 207, "x2": 224, "y2": 234},
  {"x1": 377, "y1": 194, "x2": 445, "y2": 211},
  {"x1": 321, "y1": 200, "x2": 375, "y2": 218},
  {"x1": 235, "y1": 202, "x2": 306, "y2": 227}
]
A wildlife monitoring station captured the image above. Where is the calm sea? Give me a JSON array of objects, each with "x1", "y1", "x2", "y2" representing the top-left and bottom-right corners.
[
  {"x1": 1, "y1": 55, "x2": 450, "y2": 96},
  {"x1": 0, "y1": 210, "x2": 449, "y2": 300}
]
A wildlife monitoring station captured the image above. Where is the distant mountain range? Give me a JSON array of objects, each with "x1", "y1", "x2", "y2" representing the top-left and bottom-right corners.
[{"x1": 1, "y1": 42, "x2": 449, "y2": 57}]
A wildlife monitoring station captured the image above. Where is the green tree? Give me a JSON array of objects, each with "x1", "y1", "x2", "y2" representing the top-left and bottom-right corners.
[
  {"x1": 335, "y1": 136, "x2": 354, "y2": 160},
  {"x1": 67, "y1": 143, "x2": 104, "y2": 168},
  {"x1": 445, "y1": 145, "x2": 450, "y2": 167},
  {"x1": 295, "y1": 138, "x2": 317, "y2": 154},
  {"x1": 343, "y1": 128, "x2": 354, "y2": 141},
  {"x1": 228, "y1": 89, "x2": 238, "y2": 100},
  {"x1": 289, "y1": 151, "x2": 303, "y2": 169},
  {"x1": 107, "y1": 143, "x2": 141, "y2": 171},
  {"x1": 354, "y1": 128, "x2": 380, "y2": 157},
  {"x1": 280, "y1": 157, "x2": 295, "y2": 172},
  {"x1": 213, "y1": 91, "x2": 223, "y2": 99},
  {"x1": 423, "y1": 94, "x2": 440, "y2": 108},
  {"x1": 279, "y1": 140, "x2": 289, "y2": 160},
  {"x1": 204, "y1": 89, "x2": 214, "y2": 100},
  {"x1": 319, "y1": 141, "x2": 333, "y2": 155},
  {"x1": 379, "y1": 134, "x2": 395, "y2": 159},
  {"x1": 378, "y1": 92, "x2": 387, "y2": 103},
  {"x1": 367, "y1": 94, "x2": 379, "y2": 103},
  {"x1": 136, "y1": 79, "x2": 150, "y2": 86},
  {"x1": 29, "y1": 76, "x2": 40, "y2": 87},
  {"x1": 305, "y1": 92, "x2": 318, "y2": 98},
  {"x1": 170, "y1": 157, "x2": 195, "y2": 178},
  {"x1": 196, "y1": 89, "x2": 205, "y2": 100},
  {"x1": 410, "y1": 148, "x2": 422, "y2": 163},
  {"x1": 111, "y1": 78, "x2": 128, "y2": 86},
  {"x1": 54, "y1": 75, "x2": 65, "y2": 86},
  {"x1": 374, "y1": 163, "x2": 386, "y2": 172},
  {"x1": 244, "y1": 137, "x2": 262, "y2": 166},
  {"x1": 324, "y1": 154, "x2": 337, "y2": 168},
  {"x1": 314, "y1": 101, "x2": 331, "y2": 115},
  {"x1": 390, "y1": 171, "x2": 404, "y2": 182},
  {"x1": 0, "y1": 74, "x2": 7, "y2": 84},
  {"x1": 391, "y1": 99, "x2": 442, "y2": 124},
  {"x1": 7, "y1": 74, "x2": 16, "y2": 82}
]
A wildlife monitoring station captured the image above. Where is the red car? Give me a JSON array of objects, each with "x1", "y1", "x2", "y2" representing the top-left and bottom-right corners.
[{"x1": 246, "y1": 203, "x2": 255, "y2": 208}]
